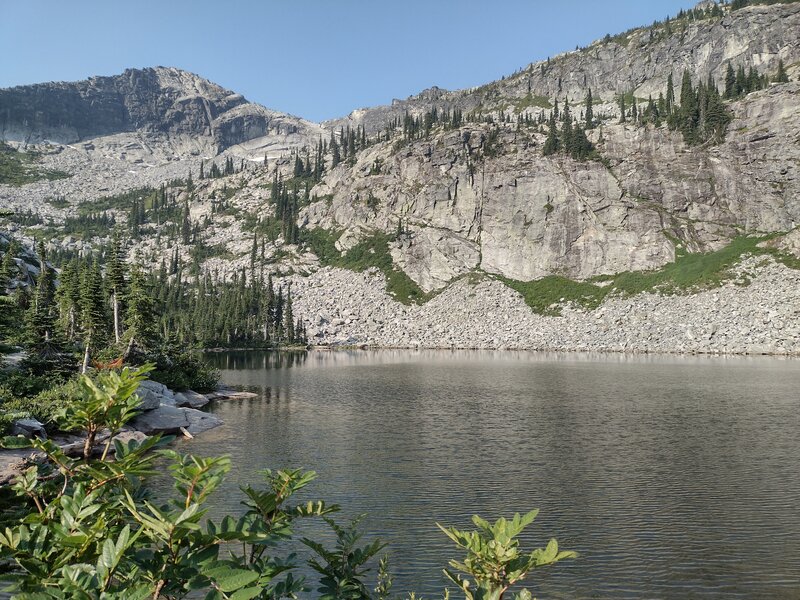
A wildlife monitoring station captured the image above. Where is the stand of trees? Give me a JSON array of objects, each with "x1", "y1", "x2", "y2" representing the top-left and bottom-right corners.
[
  {"x1": 542, "y1": 94, "x2": 595, "y2": 160},
  {"x1": 2, "y1": 231, "x2": 307, "y2": 375}
]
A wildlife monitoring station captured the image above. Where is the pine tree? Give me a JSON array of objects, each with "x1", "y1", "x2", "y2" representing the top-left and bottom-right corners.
[
  {"x1": 250, "y1": 234, "x2": 258, "y2": 271},
  {"x1": 585, "y1": 89, "x2": 594, "y2": 128},
  {"x1": 181, "y1": 201, "x2": 191, "y2": 245},
  {"x1": 775, "y1": 59, "x2": 789, "y2": 83},
  {"x1": 542, "y1": 114, "x2": 560, "y2": 156},
  {"x1": 25, "y1": 241, "x2": 58, "y2": 350},
  {"x1": 124, "y1": 265, "x2": 158, "y2": 351},
  {"x1": 330, "y1": 137, "x2": 341, "y2": 168},
  {"x1": 666, "y1": 73, "x2": 675, "y2": 113},
  {"x1": 80, "y1": 260, "x2": 109, "y2": 351},
  {"x1": 107, "y1": 232, "x2": 127, "y2": 344},
  {"x1": 724, "y1": 62, "x2": 736, "y2": 99},
  {"x1": 0, "y1": 248, "x2": 12, "y2": 296},
  {"x1": 703, "y1": 83, "x2": 732, "y2": 142},
  {"x1": 678, "y1": 70, "x2": 698, "y2": 144},
  {"x1": 735, "y1": 65, "x2": 747, "y2": 96},
  {"x1": 56, "y1": 259, "x2": 81, "y2": 341},
  {"x1": 284, "y1": 289, "x2": 295, "y2": 344}
]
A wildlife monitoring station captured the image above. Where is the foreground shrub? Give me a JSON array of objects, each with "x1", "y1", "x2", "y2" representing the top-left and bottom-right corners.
[{"x1": 0, "y1": 366, "x2": 574, "y2": 598}]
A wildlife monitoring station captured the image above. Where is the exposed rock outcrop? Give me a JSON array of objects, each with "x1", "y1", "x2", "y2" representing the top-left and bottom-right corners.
[
  {"x1": 0, "y1": 67, "x2": 323, "y2": 156},
  {"x1": 304, "y1": 82, "x2": 800, "y2": 287}
]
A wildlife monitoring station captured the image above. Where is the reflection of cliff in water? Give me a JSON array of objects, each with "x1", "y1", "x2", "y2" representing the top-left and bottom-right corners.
[{"x1": 205, "y1": 349, "x2": 309, "y2": 371}]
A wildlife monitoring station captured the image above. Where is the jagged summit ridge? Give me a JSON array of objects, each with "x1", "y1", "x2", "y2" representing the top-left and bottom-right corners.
[
  {"x1": 327, "y1": 2, "x2": 800, "y2": 134},
  {"x1": 0, "y1": 66, "x2": 323, "y2": 155}
]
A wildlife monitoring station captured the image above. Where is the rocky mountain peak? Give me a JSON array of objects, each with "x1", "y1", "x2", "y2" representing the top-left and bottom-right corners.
[{"x1": 0, "y1": 66, "x2": 322, "y2": 156}]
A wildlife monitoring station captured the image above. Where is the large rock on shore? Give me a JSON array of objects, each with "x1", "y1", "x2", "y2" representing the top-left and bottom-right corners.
[
  {"x1": 130, "y1": 405, "x2": 222, "y2": 436},
  {"x1": 136, "y1": 380, "x2": 175, "y2": 410}
]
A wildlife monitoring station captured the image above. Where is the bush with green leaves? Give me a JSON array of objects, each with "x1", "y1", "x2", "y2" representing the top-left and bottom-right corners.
[
  {"x1": 303, "y1": 515, "x2": 389, "y2": 600},
  {"x1": 0, "y1": 365, "x2": 336, "y2": 598},
  {"x1": 0, "y1": 377, "x2": 81, "y2": 434},
  {"x1": 438, "y1": 511, "x2": 577, "y2": 600},
  {"x1": 0, "y1": 365, "x2": 575, "y2": 599},
  {"x1": 148, "y1": 349, "x2": 220, "y2": 391}
]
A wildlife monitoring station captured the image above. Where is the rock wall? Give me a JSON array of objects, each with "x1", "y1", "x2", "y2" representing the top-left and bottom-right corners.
[{"x1": 303, "y1": 82, "x2": 800, "y2": 289}]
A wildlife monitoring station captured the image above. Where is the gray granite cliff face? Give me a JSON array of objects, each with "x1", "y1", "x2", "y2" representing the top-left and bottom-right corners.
[
  {"x1": 304, "y1": 82, "x2": 800, "y2": 288},
  {"x1": 0, "y1": 66, "x2": 322, "y2": 154}
]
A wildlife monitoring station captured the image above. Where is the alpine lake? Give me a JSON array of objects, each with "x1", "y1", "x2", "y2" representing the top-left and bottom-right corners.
[{"x1": 163, "y1": 349, "x2": 800, "y2": 599}]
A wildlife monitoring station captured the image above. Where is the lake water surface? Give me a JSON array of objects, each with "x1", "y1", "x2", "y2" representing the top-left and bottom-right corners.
[{"x1": 186, "y1": 350, "x2": 800, "y2": 599}]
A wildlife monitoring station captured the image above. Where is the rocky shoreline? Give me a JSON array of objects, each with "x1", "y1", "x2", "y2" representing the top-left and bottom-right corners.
[
  {"x1": 291, "y1": 255, "x2": 800, "y2": 356},
  {"x1": 0, "y1": 382, "x2": 256, "y2": 486}
]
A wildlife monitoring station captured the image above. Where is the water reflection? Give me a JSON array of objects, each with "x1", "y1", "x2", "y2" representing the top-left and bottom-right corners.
[
  {"x1": 208, "y1": 349, "x2": 309, "y2": 370},
  {"x1": 186, "y1": 350, "x2": 800, "y2": 599}
]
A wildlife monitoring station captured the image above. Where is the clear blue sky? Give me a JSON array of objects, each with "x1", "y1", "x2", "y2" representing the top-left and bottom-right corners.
[{"x1": 0, "y1": 0, "x2": 697, "y2": 122}]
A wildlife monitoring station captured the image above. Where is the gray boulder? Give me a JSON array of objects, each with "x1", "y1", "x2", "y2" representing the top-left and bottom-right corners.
[
  {"x1": 136, "y1": 380, "x2": 176, "y2": 410},
  {"x1": 112, "y1": 430, "x2": 149, "y2": 447},
  {"x1": 10, "y1": 418, "x2": 47, "y2": 439},
  {"x1": 174, "y1": 390, "x2": 210, "y2": 409},
  {"x1": 130, "y1": 405, "x2": 222, "y2": 436},
  {"x1": 184, "y1": 409, "x2": 223, "y2": 435}
]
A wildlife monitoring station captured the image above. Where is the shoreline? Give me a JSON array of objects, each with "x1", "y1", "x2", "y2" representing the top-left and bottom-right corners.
[
  {"x1": 0, "y1": 383, "x2": 257, "y2": 486},
  {"x1": 304, "y1": 343, "x2": 800, "y2": 358}
]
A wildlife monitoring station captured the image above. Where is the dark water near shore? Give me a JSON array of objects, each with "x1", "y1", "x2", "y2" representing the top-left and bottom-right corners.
[{"x1": 181, "y1": 350, "x2": 800, "y2": 599}]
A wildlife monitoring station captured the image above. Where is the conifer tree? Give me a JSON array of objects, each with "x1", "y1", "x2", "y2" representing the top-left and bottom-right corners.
[
  {"x1": 124, "y1": 264, "x2": 158, "y2": 351},
  {"x1": 0, "y1": 249, "x2": 12, "y2": 296},
  {"x1": 80, "y1": 260, "x2": 109, "y2": 352},
  {"x1": 250, "y1": 234, "x2": 258, "y2": 271},
  {"x1": 666, "y1": 73, "x2": 675, "y2": 113},
  {"x1": 330, "y1": 137, "x2": 341, "y2": 168},
  {"x1": 25, "y1": 241, "x2": 57, "y2": 351},
  {"x1": 56, "y1": 258, "x2": 82, "y2": 341},
  {"x1": 735, "y1": 65, "x2": 747, "y2": 96},
  {"x1": 561, "y1": 103, "x2": 574, "y2": 152},
  {"x1": 181, "y1": 201, "x2": 191, "y2": 245},
  {"x1": 724, "y1": 62, "x2": 736, "y2": 98},
  {"x1": 542, "y1": 114, "x2": 560, "y2": 156},
  {"x1": 775, "y1": 59, "x2": 789, "y2": 83},
  {"x1": 585, "y1": 89, "x2": 594, "y2": 128},
  {"x1": 678, "y1": 70, "x2": 698, "y2": 144},
  {"x1": 284, "y1": 289, "x2": 295, "y2": 344},
  {"x1": 107, "y1": 232, "x2": 127, "y2": 344}
]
